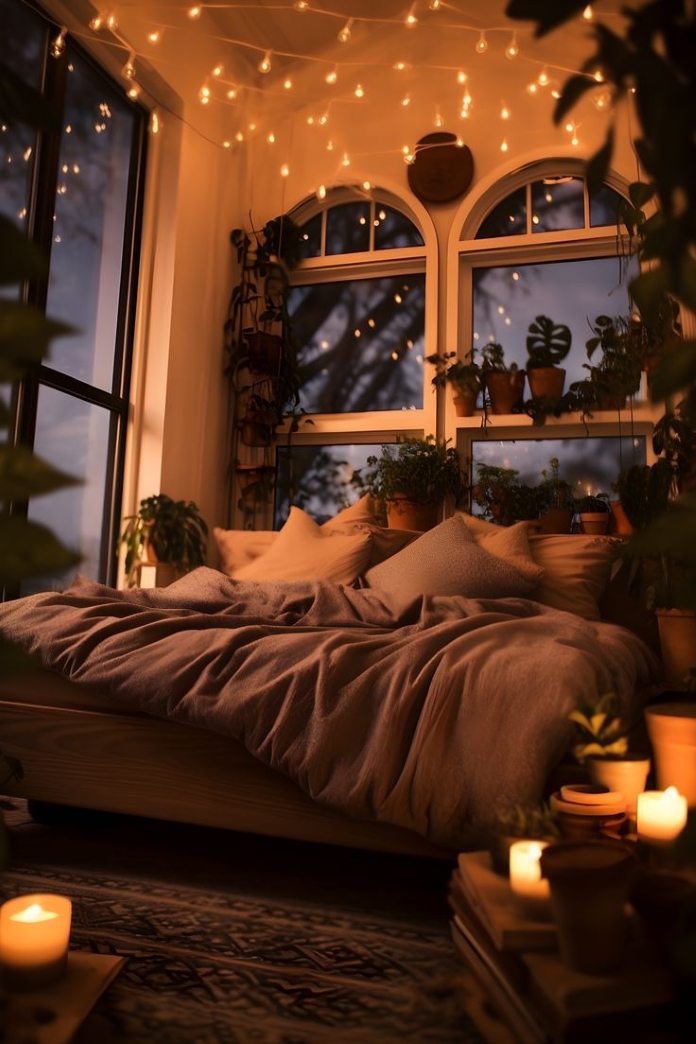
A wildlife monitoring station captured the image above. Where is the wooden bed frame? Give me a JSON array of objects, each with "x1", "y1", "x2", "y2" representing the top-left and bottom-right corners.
[{"x1": 0, "y1": 668, "x2": 452, "y2": 860}]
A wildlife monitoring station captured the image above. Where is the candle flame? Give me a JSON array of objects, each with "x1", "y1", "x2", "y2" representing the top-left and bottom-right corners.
[
  {"x1": 12, "y1": 902, "x2": 59, "y2": 923},
  {"x1": 664, "y1": 786, "x2": 680, "y2": 801}
]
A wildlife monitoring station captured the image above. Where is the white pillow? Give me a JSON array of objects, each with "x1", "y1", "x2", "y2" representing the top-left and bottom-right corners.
[
  {"x1": 232, "y1": 507, "x2": 372, "y2": 585},
  {"x1": 213, "y1": 528, "x2": 276, "y2": 574},
  {"x1": 363, "y1": 514, "x2": 537, "y2": 598},
  {"x1": 322, "y1": 493, "x2": 379, "y2": 530},
  {"x1": 528, "y1": 534, "x2": 621, "y2": 620},
  {"x1": 458, "y1": 514, "x2": 545, "y2": 585}
]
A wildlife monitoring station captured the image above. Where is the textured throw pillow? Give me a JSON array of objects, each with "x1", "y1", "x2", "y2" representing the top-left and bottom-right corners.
[
  {"x1": 363, "y1": 514, "x2": 537, "y2": 598},
  {"x1": 528, "y1": 534, "x2": 621, "y2": 620},
  {"x1": 232, "y1": 507, "x2": 372, "y2": 585},
  {"x1": 322, "y1": 493, "x2": 379, "y2": 531},
  {"x1": 213, "y1": 527, "x2": 276, "y2": 575},
  {"x1": 458, "y1": 513, "x2": 545, "y2": 585}
]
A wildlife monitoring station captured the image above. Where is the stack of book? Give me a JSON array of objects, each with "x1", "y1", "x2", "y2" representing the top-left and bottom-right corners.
[{"x1": 449, "y1": 851, "x2": 675, "y2": 1044}]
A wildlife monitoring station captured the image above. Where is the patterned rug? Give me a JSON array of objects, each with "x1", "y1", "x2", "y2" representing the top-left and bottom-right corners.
[{"x1": 1, "y1": 810, "x2": 485, "y2": 1044}]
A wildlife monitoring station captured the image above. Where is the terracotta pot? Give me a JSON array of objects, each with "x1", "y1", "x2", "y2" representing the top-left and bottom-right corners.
[
  {"x1": 577, "y1": 512, "x2": 609, "y2": 535},
  {"x1": 485, "y1": 370, "x2": 526, "y2": 415},
  {"x1": 386, "y1": 497, "x2": 440, "y2": 532},
  {"x1": 451, "y1": 381, "x2": 479, "y2": 417},
  {"x1": 645, "y1": 702, "x2": 696, "y2": 806},
  {"x1": 540, "y1": 840, "x2": 637, "y2": 974},
  {"x1": 586, "y1": 756, "x2": 651, "y2": 829},
  {"x1": 656, "y1": 608, "x2": 696, "y2": 690},
  {"x1": 536, "y1": 507, "x2": 573, "y2": 535},
  {"x1": 608, "y1": 500, "x2": 634, "y2": 535},
  {"x1": 527, "y1": 366, "x2": 566, "y2": 405}
]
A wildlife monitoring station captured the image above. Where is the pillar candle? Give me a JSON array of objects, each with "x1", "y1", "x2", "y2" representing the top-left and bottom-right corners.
[
  {"x1": 637, "y1": 786, "x2": 688, "y2": 843},
  {"x1": 0, "y1": 893, "x2": 72, "y2": 990},
  {"x1": 509, "y1": 839, "x2": 550, "y2": 917}
]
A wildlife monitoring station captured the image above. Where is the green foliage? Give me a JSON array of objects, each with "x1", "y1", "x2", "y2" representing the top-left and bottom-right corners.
[
  {"x1": 616, "y1": 460, "x2": 672, "y2": 532},
  {"x1": 573, "y1": 492, "x2": 611, "y2": 515},
  {"x1": 425, "y1": 351, "x2": 481, "y2": 392},
  {"x1": 355, "y1": 435, "x2": 465, "y2": 507},
  {"x1": 526, "y1": 314, "x2": 572, "y2": 369},
  {"x1": 538, "y1": 457, "x2": 575, "y2": 511},
  {"x1": 480, "y1": 342, "x2": 518, "y2": 374},
  {"x1": 119, "y1": 494, "x2": 208, "y2": 587},
  {"x1": 493, "y1": 801, "x2": 561, "y2": 841},
  {"x1": 619, "y1": 491, "x2": 696, "y2": 610},
  {"x1": 568, "y1": 691, "x2": 630, "y2": 762},
  {"x1": 472, "y1": 459, "x2": 575, "y2": 524}
]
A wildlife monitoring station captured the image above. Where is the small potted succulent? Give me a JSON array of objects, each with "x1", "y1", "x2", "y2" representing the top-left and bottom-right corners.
[
  {"x1": 119, "y1": 493, "x2": 208, "y2": 587},
  {"x1": 425, "y1": 350, "x2": 482, "y2": 417},
  {"x1": 355, "y1": 435, "x2": 465, "y2": 531}
]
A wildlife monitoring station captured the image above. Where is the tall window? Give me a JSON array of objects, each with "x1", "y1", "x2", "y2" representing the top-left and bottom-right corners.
[
  {"x1": 272, "y1": 187, "x2": 433, "y2": 526},
  {"x1": 456, "y1": 169, "x2": 655, "y2": 503},
  {"x1": 1, "y1": 0, "x2": 146, "y2": 591}
]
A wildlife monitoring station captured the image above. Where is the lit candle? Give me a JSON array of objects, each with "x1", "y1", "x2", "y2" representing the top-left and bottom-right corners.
[
  {"x1": 509, "y1": 840, "x2": 550, "y2": 917},
  {"x1": 637, "y1": 787, "x2": 688, "y2": 843},
  {"x1": 0, "y1": 893, "x2": 72, "y2": 990}
]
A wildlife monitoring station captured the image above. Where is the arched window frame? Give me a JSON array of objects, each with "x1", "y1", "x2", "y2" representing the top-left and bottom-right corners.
[{"x1": 445, "y1": 159, "x2": 662, "y2": 496}]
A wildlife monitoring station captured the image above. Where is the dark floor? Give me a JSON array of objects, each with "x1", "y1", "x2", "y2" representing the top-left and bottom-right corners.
[{"x1": 4, "y1": 799, "x2": 457, "y2": 926}]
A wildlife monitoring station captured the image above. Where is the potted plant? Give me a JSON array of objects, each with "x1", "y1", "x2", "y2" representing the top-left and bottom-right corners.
[
  {"x1": 537, "y1": 457, "x2": 575, "y2": 534},
  {"x1": 355, "y1": 435, "x2": 465, "y2": 531},
  {"x1": 567, "y1": 691, "x2": 651, "y2": 831},
  {"x1": 525, "y1": 314, "x2": 572, "y2": 414},
  {"x1": 584, "y1": 314, "x2": 643, "y2": 411},
  {"x1": 471, "y1": 463, "x2": 521, "y2": 526},
  {"x1": 480, "y1": 342, "x2": 526, "y2": 416},
  {"x1": 119, "y1": 494, "x2": 208, "y2": 588},
  {"x1": 572, "y1": 492, "x2": 611, "y2": 534},
  {"x1": 425, "y1": 350, "x2": 482, "y2": 417},
  {"x1": 224, "y1": 214, "x2": 304, "y2": 502}
]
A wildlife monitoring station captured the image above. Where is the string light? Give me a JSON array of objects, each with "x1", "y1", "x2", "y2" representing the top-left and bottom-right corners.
[
  {"x1": 457, "y1": 70, "x2": 467, "y2": 84},
  {"x1": 294, "y1": 0, "x2": 309, "y2": 9},
  {"x1": 222, "y1": 140, "x2": 231, "y2": 148},
  {"x1": 127, "y1": 84, "x2": 141, "y2": 99},
  {"x1": 354, "y1": 83, "x2": 364, "y2": 98},
  {"x1": 433, "y1": 108, "x2": 444, "y2": 128},
  {"x1": 325, "y1": 66, "x2": 338, "y2": 84},
  {"x1": 401, "y1": 94, "x2": 411, "y2": 106},
  {"x1": 147, "y1": 30, "x2": 161, "y2": 44},
  {"x1": 283, "y1": 78, "x2": 293, "y2": 89},
  {"x1": 338, "y1": 18, "x2": 353, "y2": 43},
  {"x1": 150, "y1": 111, "x2": 160, "y2": 134},
  {"x1": 406, "y1": 5, "x2": 418, "y2": 27},
  {"x1": 280, "y1": 163, "x2": 290, "y2": 177},
  {"x1": 501, "y1": 138, "x2": 509, "y2": 152},
  {"x1": 537, "y1": 67, "x2": 549, "y2": 86},
  {"x1": 393, "y1": 61, "x2": 410, "y2": 71},
  {"x1": 526, "y1": 81, "x2": 538, "y2": 95},
  {"x1": 505, "y1": 33, "x2": 519, "y2": 59},
  {"x1": 583, "y1": 5, "x2": 594, "y2": 19},
  {"x1": 429, "y1": 0, "x2": 442, "y2": 9},
  {"x1": 317, "y1": 184, "x2": 327, "y2": 199},
  {"x1": 267, "y1": 132, "x2": 275, "y2": 143},
  {"x1": 258, "y1": 51, "x2": 272, "y2": 73},
  {"x1": 187, "y1": 6, "x2": 202, "y2": 19},
  {"x1": 475, "y1": 32, "x2": 488, "y2": 54},
  {"x1": 227, "y1": 87, "x2": 237, "y2": 99},
  {"x1": 199, "y1": 83, "x2": 211, "y2": 104},
  {"x1": 235, "y1": 130, "x2": 244, "y2": 141},
  {"x1": 105, "y1": 13, "x2": 118, "y2": 31},
  {"x1": 50, "y1": 27, "x2": 67, "y2": 58},
  {"x1": 500, "y1": 103, "x2": 510, "y2": 120},
  {"x1": 89, "y1": 15, "x2": 104, "y2": 31},
  {"x1": 212, "y1": 64, "x2": 223, "y2": 77},
  {"x1": 122, "y1": 54, "x2": 136, "y2": 79},
  {"x1": 341, "y1": 152, "x2": 350, "y2": 166}
]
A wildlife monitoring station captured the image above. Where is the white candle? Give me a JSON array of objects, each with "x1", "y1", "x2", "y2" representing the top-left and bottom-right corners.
[
  {"x1": 637, "y1": 787, "x2": 688, "y2": 843},
  {"x1": 509, "y1": 840, "x2": 550, "y2": 916},
  {"x1": 0, "y1": 893, "x2": 72, "y2": 990}
]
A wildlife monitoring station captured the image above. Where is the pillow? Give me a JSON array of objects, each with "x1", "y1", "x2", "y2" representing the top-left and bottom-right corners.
[
  {"x1": 214, "y1": 527, "x2": 276, "y2": 575},
  {"x1": 458, "y1": 514, "x2": 545, "y2": 585},
  {"x1": 232, "y1": 507, "x2": 372, "y2": 585},
  {"x1": 323, "y1": 494, "x2": 421, "y2": 568},
  {"x1": 363, "y1": 514, "x2": 538, "y2": 598},
  {"x1": 322, "y1": 493, "x2": 379, "y2": 531},
  {"x1": 528, "y1": 534, "x2": 621, "y2": 620}
]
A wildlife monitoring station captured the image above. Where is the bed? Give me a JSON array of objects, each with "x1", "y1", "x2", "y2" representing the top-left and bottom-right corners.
[{"x1": 0, "y1": 501, "x2": 660, "y2": 859}]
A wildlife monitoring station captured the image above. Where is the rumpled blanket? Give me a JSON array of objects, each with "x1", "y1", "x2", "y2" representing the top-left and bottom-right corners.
[{"x1": 0, "y1": 568, "x2": 659, "y2": 848}]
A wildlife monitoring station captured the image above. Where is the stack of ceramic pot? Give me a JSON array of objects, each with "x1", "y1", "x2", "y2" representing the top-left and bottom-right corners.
[{"x1": 549, "y1": 783, "x2": 627, "y2": 839}]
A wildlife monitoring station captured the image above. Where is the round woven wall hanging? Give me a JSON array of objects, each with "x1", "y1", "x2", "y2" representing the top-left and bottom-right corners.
[{"x1": 407, "y1": 131, "x2": 474, "y2": 204}]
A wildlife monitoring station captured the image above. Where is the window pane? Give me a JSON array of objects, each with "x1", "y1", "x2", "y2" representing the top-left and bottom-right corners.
[
  {"x1": 0, "y1": 0, "x2": 45, "y2": 230},
  {"x1": 472, "y1": 256, "x2": 639, "y2": 386},
  {"x1": 475, "y1": 186, "x2": 526, "y2": 239},
  {"x1": 290, "y1": 275, "x2": 424, "y2": 413},
  {"x1": 43, "y1": 47, "x2": 137, "y2": 391},
  {"x1": 326, "y1": 202, "x2": 371, "y2": 254},
  {"x1": 531, "y1": 177, "x2": 584, "y2": 233},
  {"x1": 375, "y1": 206, "x2": 424, "y2": 249},
  {"x1": 24, "y1": 386, "x2": 111, "y2": 591},
  {"x1": 298, "y1": 212, "x2": 322, "y2": 258},
  {"x1": 471, "y1": 435, "x2": 646, "y2": 510},
  {"x1": 590, "y1": 184, "x2": 626, "y2": 228},
  {"x1": 275, "y1": 443, "x2": 380, "y2": 526}
]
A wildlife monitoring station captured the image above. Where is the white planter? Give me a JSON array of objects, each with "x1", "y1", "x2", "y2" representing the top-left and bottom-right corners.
[
  {"x1": 585, "y1": 756, "x2": 651, "y2": 829},
  {"x1": 645, "y1": 702, "x2": 696, "y2": 806}
]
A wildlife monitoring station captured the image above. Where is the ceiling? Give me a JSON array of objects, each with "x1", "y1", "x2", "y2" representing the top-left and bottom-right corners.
[{"x1": 74, "y1": 1, "x2": 623, "y2": 145}]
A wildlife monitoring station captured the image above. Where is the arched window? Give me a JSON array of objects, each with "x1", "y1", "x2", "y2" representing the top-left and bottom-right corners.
[
  {"x1": 272, "y1": 186, "x2": 435, "y2": 526},
  {"x1": 452, "y1": 164, "x2": 659, "y2": 511}
]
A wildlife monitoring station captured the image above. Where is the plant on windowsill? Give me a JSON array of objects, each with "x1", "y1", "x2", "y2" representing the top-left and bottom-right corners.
[
  {"x1": 522, "y1": 315, "x2": 572, "y2": 425},
  {"x1": 480, "y1": 342, "x2": 526, "y2": 416},
  {"x1": 425, "y1": 350, "x2": 482, "y2": 417},
  {"x1": 537, "y1": 457, "x2": 575, "y2": 533},
  {"x1": 354, "y1": 435, "x2": 466, "y2": 531},
  {"x1": 470, "y1": 463, "x2": 547, "y2": 527},
  {"x1": 119, "y1": 494, "x2": 208, "y2": 588},
  {"x1": 573, "y1": 492, "x2": 611, "y2": 535}
]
